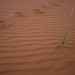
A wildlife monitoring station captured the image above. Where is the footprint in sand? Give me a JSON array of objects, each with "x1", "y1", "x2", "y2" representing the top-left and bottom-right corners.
[
  {"x1": 50, "y1": 2, "x2": 60, "y2": 7},
  {"x1": 10, "y1": 12, "x2": 28, "y2": 18},
  {"x1": 0, "y1": 20, "x2": 12, "y2": 31},
  {"x1": 33, "y1": 9, "x2": 44, "y2": 14},
  {"x1": 50, "y1": 0, "x2": 61, "y2": 7}
]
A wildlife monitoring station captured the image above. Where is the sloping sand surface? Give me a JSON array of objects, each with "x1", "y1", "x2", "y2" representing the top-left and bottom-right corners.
[{"x1": 0, "y1": 0, "x2": 75, "y2": 75}]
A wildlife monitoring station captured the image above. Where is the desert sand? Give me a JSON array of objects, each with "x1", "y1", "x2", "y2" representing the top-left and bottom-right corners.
[{"x1": 0, "y1": 0, "x2": 75, "y2": 75}]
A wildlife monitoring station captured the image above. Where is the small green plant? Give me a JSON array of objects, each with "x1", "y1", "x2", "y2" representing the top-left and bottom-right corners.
[
  {"x1": 60, "y1": 7, "x2": 74, "y2": 48},
  {"x1": 60, "y1": 31, "x2": 68, "y2": 48}
]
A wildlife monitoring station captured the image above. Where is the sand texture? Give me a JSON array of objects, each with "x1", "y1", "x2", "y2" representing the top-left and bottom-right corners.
[{"x1": 0, "y1": 0, "x2": 75, "y2": 75}]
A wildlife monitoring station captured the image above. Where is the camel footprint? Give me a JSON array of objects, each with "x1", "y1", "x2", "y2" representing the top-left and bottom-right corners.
[
  {"x1": 0, "y1": 20, "x2": 12, "y2": 31},
  {"x1": 33, "y1": 9, "x2": 45, "y2": 14},
  {"x1": 50, "y1": 0, "x2": 65, "y2": 7},
  {"x1": 41, "y1": 1, "x2": 61, "y2": 11},
  {"x1": 50, "y1": 3, "x2": 60, "y2": 7},
  {"x1": 50, "y1": 0, "x2": 61, "y2": 7},
  {"x1": 10, "y1": 11, "x2": 28, "y2": 18}
]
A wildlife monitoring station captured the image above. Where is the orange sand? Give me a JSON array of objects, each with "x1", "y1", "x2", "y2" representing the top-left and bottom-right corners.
[{"x1": 0, "y1": 0, "x2": 75, "y2": 75}]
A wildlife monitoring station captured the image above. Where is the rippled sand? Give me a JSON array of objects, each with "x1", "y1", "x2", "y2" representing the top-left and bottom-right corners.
[{"x1": 0, "y1": 0, "x2": 75, "y2": 75}]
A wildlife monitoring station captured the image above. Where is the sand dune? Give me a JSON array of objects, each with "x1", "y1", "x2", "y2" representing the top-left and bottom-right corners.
[{"x1": 0, "y1": 0, "x2": 75, "y2": 75}]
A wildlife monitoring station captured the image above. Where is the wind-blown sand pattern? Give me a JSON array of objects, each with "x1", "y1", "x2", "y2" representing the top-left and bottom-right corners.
[{"x1": 0, "y1": 0, "x2": 75, "y2": 75}]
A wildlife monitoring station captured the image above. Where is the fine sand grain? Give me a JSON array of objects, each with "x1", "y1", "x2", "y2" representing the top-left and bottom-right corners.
[{"x1": 0, "y1": 0, "x2": 75, "y2": 75}]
